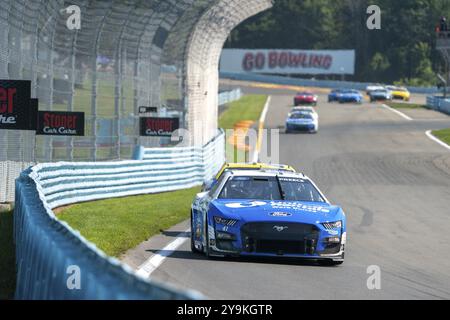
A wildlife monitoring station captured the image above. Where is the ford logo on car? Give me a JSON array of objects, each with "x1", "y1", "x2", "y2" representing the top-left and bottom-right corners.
[{"x1": 269, "y1": 212, "x2": 292, "y2": 217}]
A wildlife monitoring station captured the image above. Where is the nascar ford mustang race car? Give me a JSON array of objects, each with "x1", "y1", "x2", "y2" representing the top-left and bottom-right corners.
[
  {"x1": 202, "y1": 162, "x2": 296, "y2": 191},
  {"x1": 191, "y1": 170, "x2": 346, "y2": 266},
  {"x1": 337, "y1": 89, "x2": 363, "y2": 104},
  {"x1": 294, "y1": 92, "x2": 318, "y2": 106},
  {"x1": 285, "y1": 111, "x2": 318, "y2": 133}
]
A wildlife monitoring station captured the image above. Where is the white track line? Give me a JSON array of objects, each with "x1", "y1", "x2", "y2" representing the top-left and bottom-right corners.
[
  {"x1": 136, "y1": 228, "x2": 190, "y2": 278},
  {"x1": 425, "y1": 130, "x2": 450, "y2": 151},
  {"x1": 381, "y1": 104, "x2": 413, "y2": 121},
  {"x1": 252, "y1": 95, "x2": 272, "y2": 163}
]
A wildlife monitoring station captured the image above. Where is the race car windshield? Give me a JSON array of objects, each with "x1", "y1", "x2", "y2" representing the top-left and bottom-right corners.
[
  {"x1": 290, "y1": 113, "x2": 313, "y2": 119},
  {"x1": 218, "y1": 176, "x2": 325, "y2": 202}
]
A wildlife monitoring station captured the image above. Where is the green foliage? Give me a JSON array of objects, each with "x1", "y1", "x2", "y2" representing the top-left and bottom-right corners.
[{"x1": 226, "y1": 0, "x2": 450, "y2": 86}]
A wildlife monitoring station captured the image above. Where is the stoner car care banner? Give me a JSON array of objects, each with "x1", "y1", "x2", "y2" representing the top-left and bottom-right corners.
[
  {"x1": 0, "y1": 80, "x2": 32, "y2": 130},
  {"x1": 220, "y1": 49, "x2": 355, "y2": 75},
  {"x1": 140, "y1": 117, "x2": 179, "y2": 137},
  {"x1": 36, "y1": 111, "x2": 85, "y2": 136}
]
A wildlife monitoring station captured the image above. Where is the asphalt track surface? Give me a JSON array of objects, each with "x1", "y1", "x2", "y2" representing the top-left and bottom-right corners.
[{"x1": 123, "y1": 86, "x2": 450, "y2": 299}]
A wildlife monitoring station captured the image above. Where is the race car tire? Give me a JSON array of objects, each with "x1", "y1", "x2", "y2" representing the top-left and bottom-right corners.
[
  {"x1": 190, "y1": 212, "x2": 202, "y2": 254},
  {"x1": 318, "y1": 259, "x2": 344, "y2": 266}
]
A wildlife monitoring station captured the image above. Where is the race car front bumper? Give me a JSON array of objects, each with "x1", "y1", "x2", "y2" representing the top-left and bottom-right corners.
[
  {"x1": 286, "y1": 123, "x2": 317, "y2": 132},
  {"x1": 207, "y1": 223, "x2": 345, "y2": 261}
]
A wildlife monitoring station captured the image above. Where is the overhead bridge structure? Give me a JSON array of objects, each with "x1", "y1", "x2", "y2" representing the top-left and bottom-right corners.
[
  {"x1": 0, "y1": 0, "x2": 272, "y2": 162},
  {"x1": 0, "y1": 0, "x2": 272, "y2": 202},
  {"x1": 1, "y1": 0, "x2": 274, "y2": 299}
]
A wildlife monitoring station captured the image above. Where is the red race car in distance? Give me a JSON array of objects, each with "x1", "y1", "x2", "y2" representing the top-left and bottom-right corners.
[{"x1": 294, "y1": 91, "x2": 318, "y2": 106}]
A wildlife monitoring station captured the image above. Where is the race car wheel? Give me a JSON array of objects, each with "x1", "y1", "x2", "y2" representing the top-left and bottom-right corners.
[
  {"x1": 318, "y1": 259, "x2": 344, "y2": 266},
  {"x1": 190, "y1": 212, "x2": 202, "y2": 254}
]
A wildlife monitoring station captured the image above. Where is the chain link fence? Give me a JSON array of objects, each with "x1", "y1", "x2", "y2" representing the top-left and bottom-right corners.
[{"x1": 0, "y1": 0, "x2": 272, "y2": 203}]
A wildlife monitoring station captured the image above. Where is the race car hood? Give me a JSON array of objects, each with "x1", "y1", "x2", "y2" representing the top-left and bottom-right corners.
[{"x1": 210, "y1": 199, "x2": 342, "y2": 224}]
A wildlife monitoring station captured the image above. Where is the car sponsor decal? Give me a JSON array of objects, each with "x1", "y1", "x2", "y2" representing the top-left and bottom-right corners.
[
  {"x1": 273, "y1": 226, "x2": 289, "y2": 232},
  {"x1": 269, "y1": 212, "x2": 292, "y2": 217},
  {"x1": 225, "y1": 201, "x2": 266, "y2": 208},
  {"x1": 269, "y1": 201, "x2": 331, "y2": 213}
]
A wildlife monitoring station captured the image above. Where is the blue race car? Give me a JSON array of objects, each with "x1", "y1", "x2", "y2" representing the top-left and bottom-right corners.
[
  {"x1": 369, "y1": 88, "x2": 392, "y2": 102},
  {"x1": 337, "y1": 89, "x2": 363, "y2": 104},
  {"x1": 285, "y1": 111, "x2": 319, "y2": 134},
  {"x1": 328, "y1": 89, "x2": 344, "y2": 102},
  {"x1": 191, "y1": 169, "x2": 346, "y2": 266}
]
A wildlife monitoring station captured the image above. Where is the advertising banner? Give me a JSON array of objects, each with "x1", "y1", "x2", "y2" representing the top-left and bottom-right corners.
[
  {"x1": 139, "y1": 117, "x2": 179, "y2": 137},
  {"x1": 36, "y1": 111, "x2": 85, "y2": 136},
  {"x1": 0, "y1": 80, "x2": 32, "y2": 130},
  {"x1": 220, "y1": 49, "x2": 355, "y2": 75},
  {"x1": 29, "y1": 99, "x2": 39, "y2": 131}
]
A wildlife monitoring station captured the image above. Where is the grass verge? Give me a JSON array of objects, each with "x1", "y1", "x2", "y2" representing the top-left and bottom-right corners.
[
  {"x1": 0, "y1": 210, "x2": 15, "y2": 299},
  {"x1": 219, "y1": 94, "x2": 267, "y2": 162},
  {"x1": 219, "y1": 95, "x2": 267, "y2": 129},
  {"x1": 386, "y1": 102, "x2": 427, "y2": 109},
  {"x1": 58, "y1": 187, "x2": 200, "y2": 257},
  {"x1": 432, "y1": 128, "x2": 450, "y2": 146}
]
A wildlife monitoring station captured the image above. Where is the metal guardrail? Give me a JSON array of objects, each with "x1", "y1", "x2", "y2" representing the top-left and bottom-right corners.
[
  {"x1": 221, "y1": 72, "x2": 441, "y2": 95},
  {"x1": 13, "y1": 131, "x2": 225, "y2": 299},
  {"x1": 426, "y1": 96, "x2": 450, "y2": 115}
]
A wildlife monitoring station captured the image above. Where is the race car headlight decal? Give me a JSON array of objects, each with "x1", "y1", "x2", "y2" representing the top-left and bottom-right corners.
[
  {"x1": 322, "y1": 221, "x2": 342, "y2": 230},
  {"x1": 214, "y1": 216, "x2": 237, "y2": 226},
  {"x1": 216, "y1": 231, "x2": 236, "y2": 241}
]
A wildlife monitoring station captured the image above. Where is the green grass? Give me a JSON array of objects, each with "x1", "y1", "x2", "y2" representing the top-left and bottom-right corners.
[
  {"x1": 219, "y1": 95, "x2": 267, "y2": 129},
  {"x1": 386, "y1": 102, "x2": 427, "y2": 109},
  {"x1": 219, "y1": 94, "x2": 267, "y2": 162},
  {"x1": 0, "y1": 210, "x2": 15, "y2": 300},
  {"x1": 432, "y1": 129, "x2": 450, "y2": 146},
  {"x1": 58, "y1": 187, "x2": 200, "y2": 257}
]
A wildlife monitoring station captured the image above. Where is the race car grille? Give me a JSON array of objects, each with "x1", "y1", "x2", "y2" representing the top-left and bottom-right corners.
[
  {"x1": 321, "y1": 243, "x2": 341, "y2": 255},
  {"x1": 241, "y1": 222, "x2": 319, "y2": 255},
  {"x1": 255, "y1": 240, "x2": 312, "y2": 255}
]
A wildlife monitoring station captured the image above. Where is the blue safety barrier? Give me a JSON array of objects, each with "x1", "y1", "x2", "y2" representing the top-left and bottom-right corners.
[
  {"x1": 13, "y1": 131, "x2": 225, "y2": 299},
  {"x1": 218, "y1": 88, "x2": 242, "y2": 105},
  {"x1": 427, "y1": 95, "x2": 450, "y2": 115},
  {"x1": 221, "y1": 72, "x2": 441, "y2": 95}
]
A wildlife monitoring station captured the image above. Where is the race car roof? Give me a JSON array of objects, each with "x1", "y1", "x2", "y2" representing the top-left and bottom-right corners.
[
  {"x1": 227, "y1": 169, "x2": 307, "y2": 179},
  {"x1": 215, "y1": 163, "x2": 296, "y2": 180}
]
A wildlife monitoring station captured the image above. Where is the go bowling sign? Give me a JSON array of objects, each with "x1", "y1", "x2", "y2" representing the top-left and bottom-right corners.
[
  {"x1": 37, "y1": 111, "x2": 85, "y2": 136},
  {"x1": 0, "y1": 80, "x2": 32, "y2": 130}
]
